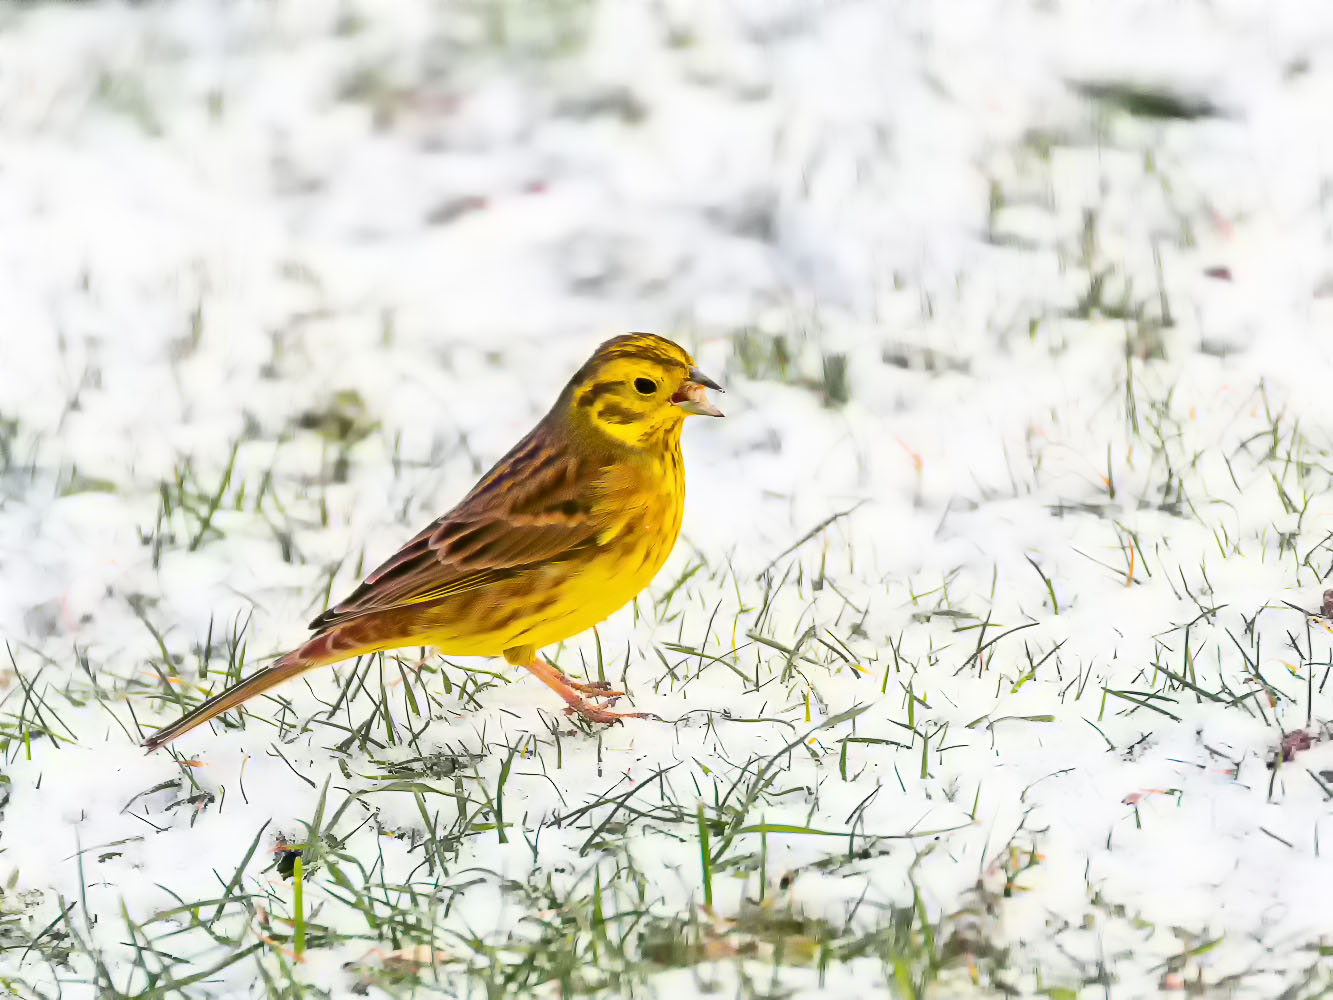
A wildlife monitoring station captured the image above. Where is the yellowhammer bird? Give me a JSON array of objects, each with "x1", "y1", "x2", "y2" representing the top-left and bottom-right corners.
[{"x1": 142, "y1": 333, "x2": 722, "y2": 750}]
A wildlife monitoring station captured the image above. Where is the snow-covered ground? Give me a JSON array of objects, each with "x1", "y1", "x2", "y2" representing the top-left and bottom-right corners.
[{"x1": 3, "y1": 0, "x2": 1333, "y2": 996}]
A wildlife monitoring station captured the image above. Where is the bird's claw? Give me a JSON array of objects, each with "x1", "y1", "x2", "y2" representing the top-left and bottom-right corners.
[
  {"x1": 565, "y1": 679, "x2": 626, "y2": 698},
  {"x1": 563, "y1": 699, "x2": 650, "y2": 725},
  {"x1": 550, "y1": 667, "x2": 624, "y2": 697}
]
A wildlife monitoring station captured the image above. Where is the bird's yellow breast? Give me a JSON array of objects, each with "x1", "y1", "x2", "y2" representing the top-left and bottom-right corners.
[
  {"x1": 501, "y1": 449, "x2": 684, "y2": 651},
  {"x1": 414, "y1": 446, "x2": 685, "y2": 658}
]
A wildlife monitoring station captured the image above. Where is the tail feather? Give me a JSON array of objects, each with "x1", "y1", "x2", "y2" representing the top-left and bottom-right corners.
[
  {"x1": 142, "y1": 616, "x2": 415, "y2": 751},
  {"x1": 141, "y1": 650, "x2": 318, "y2": 751}
]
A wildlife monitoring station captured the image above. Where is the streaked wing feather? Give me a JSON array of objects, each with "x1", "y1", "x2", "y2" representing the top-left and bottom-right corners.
[{"x1": 309, "y1": 426, "x2": 599, "y2": 632}]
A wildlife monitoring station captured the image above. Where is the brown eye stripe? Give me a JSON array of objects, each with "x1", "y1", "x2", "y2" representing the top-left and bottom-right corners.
[
  {"x1": 571, "y1": 335, "x2": 693, "y2": 398},
  {"x1": 576, "y1": 380, "x2": 621, "y2": 407}
]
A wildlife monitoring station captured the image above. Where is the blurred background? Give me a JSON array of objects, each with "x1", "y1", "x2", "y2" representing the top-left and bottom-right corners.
[
  {"x1": 4, "y1": 1, "x2": 1333, "y2": 997},
  {"x1": 3, "y1": 0, "x2": 1330, "y2": 478}
]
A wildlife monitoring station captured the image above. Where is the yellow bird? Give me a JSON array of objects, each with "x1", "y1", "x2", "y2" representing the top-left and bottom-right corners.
[{"x1": 143, "y1": 333, "x2": 722, "y2": 750}]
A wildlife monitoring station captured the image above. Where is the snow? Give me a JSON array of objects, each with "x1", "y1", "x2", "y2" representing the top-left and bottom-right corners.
[{"x1": 3, "y1": 0, "x2": 1333, "y2": 996}]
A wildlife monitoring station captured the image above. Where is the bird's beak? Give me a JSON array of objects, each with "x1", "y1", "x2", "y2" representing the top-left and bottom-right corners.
[{"x1": 672, "y1": 368, "x2": 724, "y2": 417}]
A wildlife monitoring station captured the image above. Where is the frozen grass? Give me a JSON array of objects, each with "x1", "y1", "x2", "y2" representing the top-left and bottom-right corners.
[{"x1": 4, "y1": 0, "x2": 1333, "y2": 998}]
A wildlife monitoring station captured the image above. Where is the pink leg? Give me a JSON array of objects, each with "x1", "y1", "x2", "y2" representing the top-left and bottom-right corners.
[{"x1": 523, "y1": 657, "x2": 647, "y2": 724}]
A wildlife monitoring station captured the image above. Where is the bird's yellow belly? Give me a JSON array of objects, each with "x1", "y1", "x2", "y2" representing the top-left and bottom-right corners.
[
  {"x1": 413, "y1": 515, "x2": 679, "y2": 659},
  {"x1": 513, "y1": 557, "x2": 658, "y2": 650}
]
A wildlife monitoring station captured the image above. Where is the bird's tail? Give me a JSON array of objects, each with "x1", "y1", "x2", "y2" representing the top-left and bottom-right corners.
[{"x1": 142, "y1": 631, "x2": 349, "y2": 751}]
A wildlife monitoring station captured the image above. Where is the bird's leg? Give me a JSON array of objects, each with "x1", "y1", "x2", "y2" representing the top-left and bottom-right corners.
[{"x1": 523, "y1": 657, "x2": 646, "y2": 724}]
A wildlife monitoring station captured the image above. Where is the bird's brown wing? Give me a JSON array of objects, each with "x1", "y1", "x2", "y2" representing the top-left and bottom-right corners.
[{"x1": 309, "y1": 426, "x2": 602, "y2": 633}]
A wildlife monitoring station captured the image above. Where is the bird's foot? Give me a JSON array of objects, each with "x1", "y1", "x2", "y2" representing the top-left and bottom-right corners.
[
  {"x1": 524, "y1": 656, "x2": 648, "y2": 725},
  {"x1": 563, "y1": 699, "x2": 650, "y2": 725},
  {"x1": 557, "y1": 673, "x2": 625, "y2": 698}
]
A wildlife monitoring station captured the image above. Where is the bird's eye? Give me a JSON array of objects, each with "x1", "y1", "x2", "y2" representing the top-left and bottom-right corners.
[{"x1": 634, "y1": 377, "x2": 657, "y2": 395}]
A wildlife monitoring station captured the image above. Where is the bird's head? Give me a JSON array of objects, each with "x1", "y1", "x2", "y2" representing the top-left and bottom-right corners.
[{"x1": 560, "y1": 333, "x2": 723, "y2": 448}]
